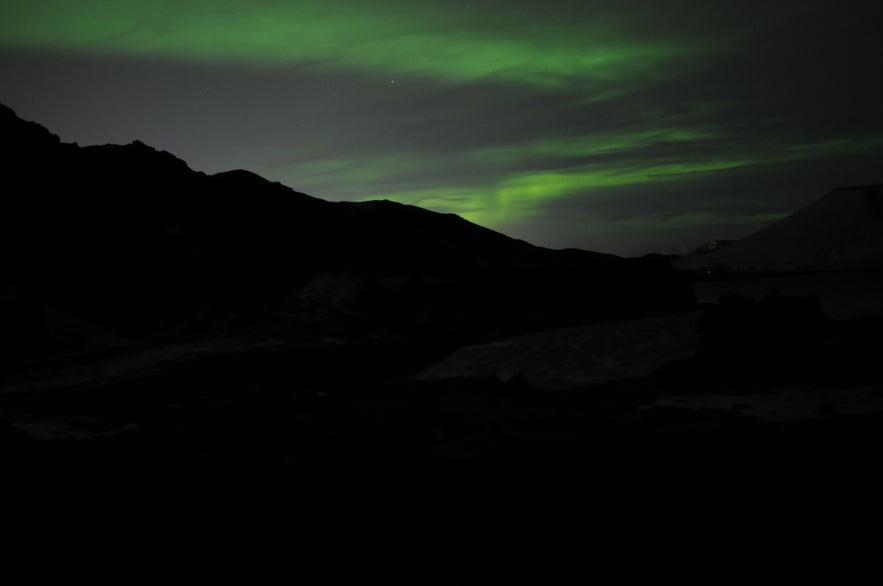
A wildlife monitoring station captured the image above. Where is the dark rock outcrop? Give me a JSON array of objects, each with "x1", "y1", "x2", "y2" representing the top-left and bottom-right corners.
[{"x1": 695, "y1": 290, "x2": 832, "y2": 381}]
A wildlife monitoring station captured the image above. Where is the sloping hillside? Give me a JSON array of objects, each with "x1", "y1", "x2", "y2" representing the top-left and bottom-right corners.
[
  {"x1": 0, "y1": 104, "x2": 695, "y2": 370},
  {"x1": 676, "y1": 185, "x2": 883, "y2": 272}
]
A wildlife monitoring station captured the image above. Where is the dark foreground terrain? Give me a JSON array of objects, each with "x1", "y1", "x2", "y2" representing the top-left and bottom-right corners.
[
  {"x1": 2, "y1": 104, "x2": 882, "y2": 491},
  {"x1": 3, "y1": 276, "x2": 883, "y2": 490}
]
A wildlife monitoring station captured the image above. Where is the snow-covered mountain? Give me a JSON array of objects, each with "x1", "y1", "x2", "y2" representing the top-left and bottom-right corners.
[{"x1": 676, "y1": 185, "x2": 883, "y2": 272}]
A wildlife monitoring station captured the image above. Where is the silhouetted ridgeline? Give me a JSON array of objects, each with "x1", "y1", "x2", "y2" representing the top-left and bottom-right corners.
[
  {"x1": 0, "y1": 104, "x2": 694, "y2": 366},
  {"x1": 677, "y1": 184, "x2": 883, "y2": 273}
]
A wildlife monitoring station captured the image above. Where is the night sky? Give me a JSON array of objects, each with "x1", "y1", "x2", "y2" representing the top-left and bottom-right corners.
[{"x1": 1, "y1": 1, "x2": 881, "y2": 256}]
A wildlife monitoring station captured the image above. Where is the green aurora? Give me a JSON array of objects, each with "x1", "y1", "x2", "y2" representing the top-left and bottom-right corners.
[
  {"x1": 2, "y1": 0, "x2": 881, "y2": 254},
  {"x1": 0, "y1": 0, "x2": 695, "y2": 85}
]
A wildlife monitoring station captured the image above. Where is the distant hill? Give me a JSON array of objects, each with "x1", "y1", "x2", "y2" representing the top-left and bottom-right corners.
[
  {"x1": 676, "y1": 185, "x2": 883, "y2": 273},
  {"x1": 0, "y1": 104, "x2": 694, "y2": 367},
  {"x1": 691, "y1": 240, "x2": 734, "y2": 255}
]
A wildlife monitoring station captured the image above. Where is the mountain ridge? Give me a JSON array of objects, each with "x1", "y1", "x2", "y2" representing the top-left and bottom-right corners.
[
  {"x1": 676, "y1": 185, "x2": 883, "y2": 273},
  {"x1": 0, "y1": 104, "x2": 695, "y2": 369}
]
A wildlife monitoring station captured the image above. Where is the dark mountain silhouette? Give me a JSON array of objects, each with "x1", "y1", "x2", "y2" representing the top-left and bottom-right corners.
[
  {"x1": 0, "y1": 104, "x2": 694, "y2": 369},
  {"x1": 3, "y1": 105, "x2": 883, "y2": 487},
  {"x1": 676, "y1": 185, "x2": 883, "y2": 272}
]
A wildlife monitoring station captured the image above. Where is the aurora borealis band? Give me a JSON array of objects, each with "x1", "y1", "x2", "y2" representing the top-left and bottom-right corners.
[{"x1": 2, "y1": 1, "x2": 881, "y2": 255}]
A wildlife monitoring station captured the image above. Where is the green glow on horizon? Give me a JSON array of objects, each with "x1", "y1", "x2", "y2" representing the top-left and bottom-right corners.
[
  {"x1": 355, "y1": 135, "x2": 883, "y2": 229},
  {"x1": 0, "y1": 0, "x2": 692, "y2": 87},
  {"x1": 267, "y1": 125, "x2": 883, "y2": 231}
]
